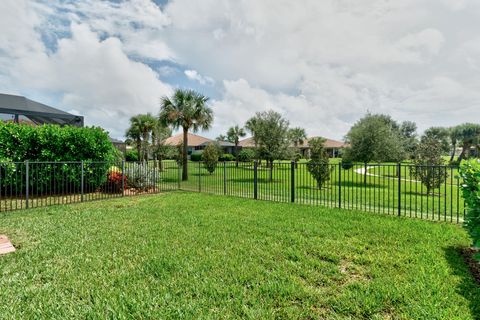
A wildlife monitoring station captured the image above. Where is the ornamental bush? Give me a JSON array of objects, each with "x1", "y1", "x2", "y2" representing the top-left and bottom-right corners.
[
  {"x1": 202, "y1": 143, "x2": 220, "y2": 174},
  {"x1": 219, "y1": 153, "x2": 235, "y2": 162},
  {"x1": 190, "y1": 152, "x2": 203, "y2": 162},
  {"x1": 307, "y1": 137, "x2": 332, "y2": 189},
  {"x1": 124, "y1": 162, "x2": 160, "y2": 191},
  {"x1": 459, "y1": 159, "x2": 480, "y2": 255},
  {"x1": 0, "y1": 122, "x2": 116, "y2": 195}
]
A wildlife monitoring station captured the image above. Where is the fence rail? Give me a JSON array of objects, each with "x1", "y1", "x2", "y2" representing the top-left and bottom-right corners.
[
  {"x1": 0, "y1": 160, "x2": 465, "y2": 224},
  {"x1": 180, "y1": 161, "x2": 465, "y2": 223}
]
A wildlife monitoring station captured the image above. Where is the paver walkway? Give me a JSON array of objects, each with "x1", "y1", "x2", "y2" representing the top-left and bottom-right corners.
[{"x1": 0, "y1": 235, "x2": 15, "y2": 255}]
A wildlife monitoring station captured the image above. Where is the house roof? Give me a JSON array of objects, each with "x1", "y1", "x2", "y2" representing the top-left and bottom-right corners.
[
  {"x1": 163, "y1": 132, "x2": 213, "y2": 147},
  {"x1": 238, "y1": 137, "x2": 256, "y2": 148},
  {"x1": 0, "y1": 93, "x2": 84, "y2": 127},
  {"x1": 239, "y1": 136, "x2": 346, "y2": 149},
  {"x1": 199, "y1": 140, "x2": 235, "y2": 147}
]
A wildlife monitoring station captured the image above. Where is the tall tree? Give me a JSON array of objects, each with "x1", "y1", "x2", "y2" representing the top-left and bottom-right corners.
[
  {"x1": 288, "y1": 127, "x2": 307, "y2": 148},
  {"x1": 227, "y1": 125, "x2": 246, "y2": 166},
  {"x1": 423, "y1": 127, "x2": 450, "y2": 154},
  {"x1": 137, "y1": 113, "x2": 157, "y2": 161},
  {"x1": 151, "y1": 119, "x2": 172, "y2": 170},
  {"x1": 125, "y1": 115, "x2": 144, "y2": 161},
  {"x1": 159, "y1": 89, "x2": 213, "y2": 181},
  {"x1": 399, "y1": 121, "x2": 418, "y2": 159},
  {"x1": 343, "y1": 113, "x2": 404, "y2": 183},
  {"x1": 449, "y1": 126, "x2": 462, "y2": 163},
  {"x1": 246, "y1": 110, "x2": 290, "y2": 181}
]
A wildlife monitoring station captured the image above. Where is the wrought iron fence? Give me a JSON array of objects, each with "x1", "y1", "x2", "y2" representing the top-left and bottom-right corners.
[
  {"x1": 0, "y1": 160, "x2": 465, "y2": 224},
  {"x1": 181, "y1": 161, "x2": 465, "y2": 223},
  {"x1": 0, "y1": 160, "x2": 179, "y2": 212}
]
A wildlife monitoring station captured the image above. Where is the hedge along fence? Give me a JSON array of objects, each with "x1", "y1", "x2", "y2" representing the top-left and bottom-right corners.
[
  {"x1": 0, "y1": 122, "x2": 117, "y2": 195},
  {"x1": 460, "y1": 159, "x2": 480, "y2": 255}
]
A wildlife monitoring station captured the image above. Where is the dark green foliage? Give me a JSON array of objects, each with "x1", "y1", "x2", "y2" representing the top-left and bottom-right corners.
[
  {"x1": 237, "y1": 149, "x2": 256, "y2": 162},
  {"x1": 400, "y1": 121, "x2": 418, "y2": 159},
  {"x1": 125, "y1": 150, "x2": 139, "y2": 161},
  {"x1": 190, "y1": 153, "x2": 203, "y2": 162},
  {"x1": 460, "y1": 160, "x2": 480, "y2": 253},
  {"x1": 307, "y1": 137, "x2": 331, "y2": 188},
  {"x1": 423, "y1": 127, "x2": 451, "y2": 154},
  {"x1": 343, "y1": 113, "x2": 405, "y2": 164},
  {"x1": 219, "y1": 153, "x2": 235, "y2": 162},
  {"x1": 202, "y1": 143, "x2": 219, "y2": 174},
  {"x1": 409, "y1": 135, "x2": 448, "y2": 195},
  {"x1": 0, "y1": 122, "x2": 116, "y2": 195}
]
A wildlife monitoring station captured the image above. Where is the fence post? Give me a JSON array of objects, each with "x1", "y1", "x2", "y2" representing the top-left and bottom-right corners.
[
  {"x1": 198, "y1": 161, "x2": 201, "y2": 192},
  {"x1": 397, "y1": 162, "x2": 401, "y2": 217},
  {"x1": 338, "y1": 162, "x2": 342, "y2": 208},
  {"x1": 223, "y1": 161, "x2": 227, "y2": 195},
  {"x1": 178, "y1": 162, "x2": 181, "y2": 190},
  {"x1": 254, "y1": 160, "x2": 258, "y2": 200},
  {"x1": 81, "y1": 161, "x2": 84, "y2": 202},
  {"x1": 121, "y1": 160, "x2": 125, "y2": 197},
  {"x1": 291, "y1": 161, "x2": 295, "y2": 203},
  {"x1": 25, "y1": 160, "x2": 29, "y2": 209}
]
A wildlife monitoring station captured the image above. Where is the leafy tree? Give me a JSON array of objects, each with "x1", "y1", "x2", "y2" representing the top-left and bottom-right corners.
[
  {"x1": 399, "y1": 121, "x2": 418, "y2": 159},
  {"x1": 423, "y1": 127, "x2": 450, "y2": 154},
  {"x1": 409, "y1": 135, "x2": 448, "y2": 195},
  {"x1": 202, "y1": 142, "x2": 220, "y2": 174},
  {"x1": 459, "y1": 159, "x2": 480, "y2": 253},
  {"x1": 343, "y1": 113, "x2": 404, "y2": 183},
  {"x1": 227, "y1": 125, "x2": 246, "y2": 167},
  {"x1": 307, "y1": 137, "x2": 331, "y2": 188},
  {"x1": 159, "y1": 89, "x2": 213, "y2": 181},
  {"x1": 246, "y1": 110, "x2": 290, "y2": 181}
]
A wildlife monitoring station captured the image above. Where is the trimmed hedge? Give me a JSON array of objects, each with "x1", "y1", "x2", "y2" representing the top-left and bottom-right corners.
[
  {"x1": 460, "y1": 160, "x2": 480, "y2": 255},
  {"x1": 0, "y1": 122, "x2": 117, "y2": 195},
  {"x1": 219, "y1": 153, "x2": 235, "y2": 162},
  {"x1": 190, "y1": 153, "x2": 203, "y2": 162},
  {"x1": 237, "y1": 149, "x2": 256, "y2": 162}
]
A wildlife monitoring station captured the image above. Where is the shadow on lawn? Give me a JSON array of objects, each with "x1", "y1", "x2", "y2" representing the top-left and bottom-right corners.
[{"x1": 444, "y1": 246, "x2": 480, "y2": 318}]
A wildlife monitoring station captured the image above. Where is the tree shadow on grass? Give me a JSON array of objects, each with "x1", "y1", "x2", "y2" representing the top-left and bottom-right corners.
[{"x1": 444, "y1": 246, "x2": 480, "y2": 318}]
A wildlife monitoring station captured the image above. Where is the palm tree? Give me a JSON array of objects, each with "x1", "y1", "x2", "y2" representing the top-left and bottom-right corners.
[
  {"x1": 126, "y1": 115, "x2": 143, "y2": 161},
  {"x1": 151, "y1": 119, "x2": 172, "y2": 170},
  {"x1": 227, "y1": 125, "x2": 246, "y2": 166},
  {"x1": 216, "y1": 134, "x2": 227, "y2": 141},
  {"x1": 159, "y1": 89, "x2": 213, "y2": 180},
  {"x1": 288, "y1": 127, "x2": 307, "y2": 148}
]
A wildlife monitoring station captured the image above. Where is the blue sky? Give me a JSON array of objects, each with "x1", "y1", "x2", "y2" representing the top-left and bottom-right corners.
[{"x1": 1, "y1": 0, "x2": 480, "y2": 140}]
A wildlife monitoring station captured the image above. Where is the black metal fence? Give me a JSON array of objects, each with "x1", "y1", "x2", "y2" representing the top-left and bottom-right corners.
[
  {"x1": 180, "y1": 161, "x2": 465, "y2": 223},
  {"x1": 0, "y1": 160, "x2": 465, "y2": 224},
  {"x1": 0, "y1": 161, "x2": 178, "y2": 212}
]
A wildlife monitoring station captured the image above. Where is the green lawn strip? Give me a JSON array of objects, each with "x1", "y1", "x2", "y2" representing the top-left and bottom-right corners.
[{"x1": 0, "y1": 192, "x2": 478, "y2": 319}]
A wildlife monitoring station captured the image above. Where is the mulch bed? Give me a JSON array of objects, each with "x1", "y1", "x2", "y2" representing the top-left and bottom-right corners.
[{"x1": 461, "y1": 247, "x2": 480, "y2": 285}]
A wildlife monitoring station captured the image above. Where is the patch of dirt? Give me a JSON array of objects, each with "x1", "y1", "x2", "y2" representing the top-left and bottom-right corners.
[{"x1": 461, "y1": 248, "x2": 480, "y2": 285}]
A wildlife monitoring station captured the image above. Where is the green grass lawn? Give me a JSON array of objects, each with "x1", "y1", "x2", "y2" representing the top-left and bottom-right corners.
[{"x1": 1, "y1": 192, "x2": 478, "y2": 319}]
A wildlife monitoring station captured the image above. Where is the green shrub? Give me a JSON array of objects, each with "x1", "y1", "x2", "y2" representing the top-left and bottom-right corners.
[
  {"x1": 0, "y1": 122, "x2": 116, "y2": 194},
  {"x1": 460, "y1": 159, "x2": 480, "y2": 255},
  {"x1": 307, "y1": 137, "x2": 332, "y2": 188},
  {"x1": 203, "y1": 143, "x2": 219, "y2": 174},
  {"x1": 125, "y1": 150, "x2": 139, "y2": 161},
  {"x1": 190, "y1": 152, "x2": 203, "y2": 162},
  {"x1": 237, "y1": 149, "x2": 256, "y2": 162},
  {"x1": 219, "y1": 153, "x2": 235, "y2": 162}
]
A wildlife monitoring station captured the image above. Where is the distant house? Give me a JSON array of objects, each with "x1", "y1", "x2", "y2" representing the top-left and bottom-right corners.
[
  {"x1": 238, "y1": 136, "x2": 346, "y2": 158},
  {"x1": 163, "y1": 132, "x2": 235, "y2": 156},
  {"x1": 109, "y1": 137, "x2": 126, "y2": 154},
  {"x1": 163, "y1": 132, "x2": 213, "y2": 155}
]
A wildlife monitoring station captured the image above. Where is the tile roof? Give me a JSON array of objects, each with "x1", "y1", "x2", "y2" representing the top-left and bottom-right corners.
[
  {"x1": 163, "y1": 132, "x2": 213, "y2": 147},
  {"x1": 239, "y1": 136, "x2": 346, "y2": 149}
]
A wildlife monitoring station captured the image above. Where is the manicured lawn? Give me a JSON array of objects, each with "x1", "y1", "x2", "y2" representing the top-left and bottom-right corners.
[{"x1": 0, "y1": 192, "x2": 478, "y2": 319}]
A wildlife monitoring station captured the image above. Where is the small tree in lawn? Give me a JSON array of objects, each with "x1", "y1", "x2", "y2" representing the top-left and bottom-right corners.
[
  {"x1": 409, "y1": 135, "x2": 448, "y2": 195},
  {"x1": 307, "y1": 137, "x2": 331, "y2": 189},
  {"x1": 203, "y1": 143, "x2": 220, "y2": 174},
  {"x1": 246, "y1": 110, "x2": 290, "y2": 181}
]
